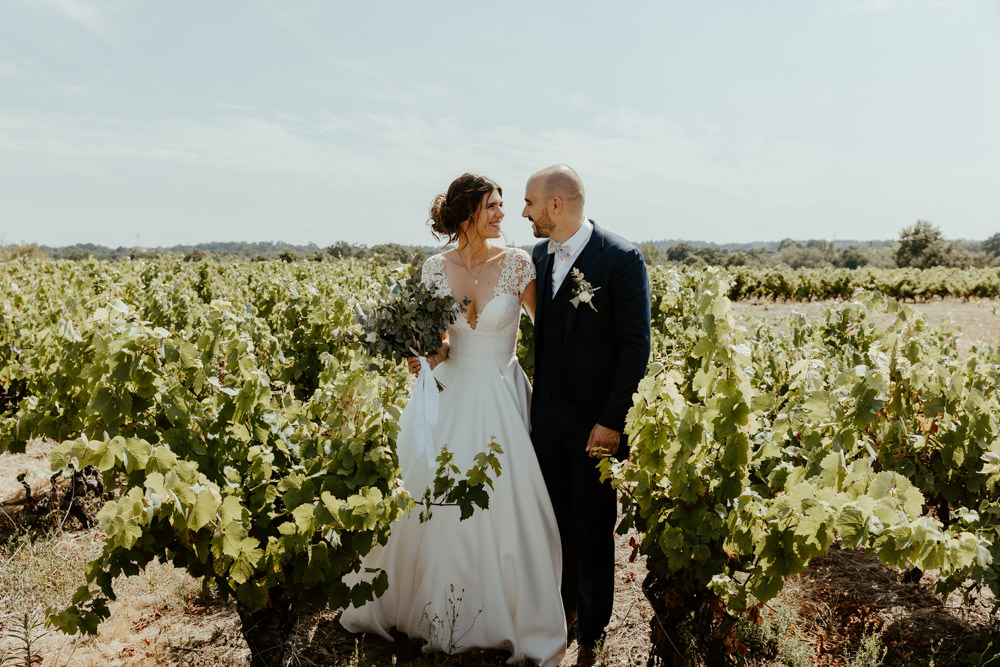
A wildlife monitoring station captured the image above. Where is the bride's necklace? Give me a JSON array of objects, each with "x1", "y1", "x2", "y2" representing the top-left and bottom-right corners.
[{"x1": 457, "y1": 251, "x2": 492, "y2": 286}]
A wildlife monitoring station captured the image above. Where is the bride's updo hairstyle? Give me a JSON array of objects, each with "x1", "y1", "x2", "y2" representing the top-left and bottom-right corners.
[{"x1": 429, "y1": 173, "x2": 501, "y2": 244}]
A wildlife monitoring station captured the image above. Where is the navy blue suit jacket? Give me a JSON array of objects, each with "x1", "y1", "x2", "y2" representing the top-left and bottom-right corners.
[{"x1": 529, "y1": 221, "x2": 651, "y2": 451}]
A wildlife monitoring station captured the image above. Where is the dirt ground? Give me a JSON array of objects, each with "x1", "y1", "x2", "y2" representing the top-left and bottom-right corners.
[
  {"x1": 4, "y1": 516, "x2": 997, "y2": 666},
  {"x1": 785, "y1": 547, "x2": 999, "y2": 666},
  {"x1": 0, "y1": 439, "x2": 53, "y2": 499},
  {"x1": 1, "y1": 298, "x2": 999, "y2": 666}
]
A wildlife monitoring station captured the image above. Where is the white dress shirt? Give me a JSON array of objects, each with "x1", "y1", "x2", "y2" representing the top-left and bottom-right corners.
[{"x1": 551, "y1": 218, "x2": 593, "y2": 295}]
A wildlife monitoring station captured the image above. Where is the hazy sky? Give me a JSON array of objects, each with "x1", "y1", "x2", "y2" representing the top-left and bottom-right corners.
[{"x1": 2, "y1": 0, "x2": 998, "y2": 249}]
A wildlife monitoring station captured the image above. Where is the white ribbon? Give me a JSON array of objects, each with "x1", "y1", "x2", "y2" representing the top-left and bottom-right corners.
[{"x1": 410, "y1": 356, "x2": 440, "y2": 467}]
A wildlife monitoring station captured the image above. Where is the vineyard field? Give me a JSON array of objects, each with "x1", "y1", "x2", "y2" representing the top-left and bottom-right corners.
[
  {"x1": 733, "y1": 297, "x2": 1000, "y2": 357},
  {"x1": 2, "y1": 258, "x2": 1000, "y2": 665}
]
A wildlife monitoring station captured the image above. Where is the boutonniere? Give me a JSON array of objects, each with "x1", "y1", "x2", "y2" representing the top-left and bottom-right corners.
[{"x1": 569, "y1": 267, "x2": 601, "y2": 311}]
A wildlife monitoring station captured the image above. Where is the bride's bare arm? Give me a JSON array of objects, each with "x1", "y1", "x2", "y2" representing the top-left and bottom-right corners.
[
  {"x1": 521, "y1": 279, "x2": 537, "y2": 323},
  {"x1": 431, "y1": 338, "x2": 450, "y2": 368}
]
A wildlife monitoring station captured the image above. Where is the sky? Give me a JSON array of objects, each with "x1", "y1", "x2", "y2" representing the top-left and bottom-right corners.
[{"x1": 1, "y1": 0, "x2": 998, "y2": 249}]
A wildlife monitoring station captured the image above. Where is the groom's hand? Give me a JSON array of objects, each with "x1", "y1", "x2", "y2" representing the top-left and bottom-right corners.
[{"x1": 586, "y1": 424, "x2": 620, "y2": 459}]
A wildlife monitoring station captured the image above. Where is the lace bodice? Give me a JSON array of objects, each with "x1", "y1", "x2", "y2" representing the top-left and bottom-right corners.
[{"x1": 421, "y1": 248, "x2": 535, "y2": 366}]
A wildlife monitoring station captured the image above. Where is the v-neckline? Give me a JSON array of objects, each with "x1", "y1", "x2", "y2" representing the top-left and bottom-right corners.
[
  {"x1": 443, "y1": 249, "x2": 509, "y2": 330},
  {"x1": 460, "y1": 294, "x2": 501, "y2": 330}
]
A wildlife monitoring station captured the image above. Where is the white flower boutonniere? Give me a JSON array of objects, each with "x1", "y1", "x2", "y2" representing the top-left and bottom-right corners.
[{"x1": 569, "y1": 267, "x2": 601, "y2": 312}]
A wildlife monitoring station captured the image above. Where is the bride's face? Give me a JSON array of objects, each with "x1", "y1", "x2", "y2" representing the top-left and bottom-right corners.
[{"x1": 466, "y1": 189, "x2": 504, "y2": 240}]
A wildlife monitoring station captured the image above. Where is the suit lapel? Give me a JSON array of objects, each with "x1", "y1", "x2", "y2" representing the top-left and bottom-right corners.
[
  {"x1": 538, "y1": 249, "x2": 554, "y2": 325},
  {"x1": 540, "y1": 250, "x2": 554, "y2": 303},
  {"x1": 563, "y1": 222, "x2": 606, "y2": 341},
  {"x1": 534, "y1": 250, "x2": 553, "y2": 345}
]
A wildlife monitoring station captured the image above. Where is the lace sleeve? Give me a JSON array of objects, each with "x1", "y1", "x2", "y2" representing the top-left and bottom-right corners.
[
  {"x1": 420, "y1": 254, "x2": 447, "y2": 291},
  {"x1": 500, "y1": 248, "x2": 536, "y2": 296}
]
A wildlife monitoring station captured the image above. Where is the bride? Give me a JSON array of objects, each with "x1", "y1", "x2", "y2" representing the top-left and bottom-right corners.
[{"x1": 340, "y1": 173, "x2": 566, "y2": 666}]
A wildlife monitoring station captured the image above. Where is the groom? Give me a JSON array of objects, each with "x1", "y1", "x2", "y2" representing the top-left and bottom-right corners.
[{"x1": 523, "y1": 164, "x2": 651, "y2": 648}]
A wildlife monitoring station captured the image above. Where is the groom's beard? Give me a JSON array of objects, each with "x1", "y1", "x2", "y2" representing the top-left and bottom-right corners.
[{"x1": 530, "y1": 209, "x2": 554, "y2": 239}]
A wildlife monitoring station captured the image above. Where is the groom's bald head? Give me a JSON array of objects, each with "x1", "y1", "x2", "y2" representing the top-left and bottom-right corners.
[
  {"x1": 523, "y1": 163, "x2": 588, "y2": 242},
  {"x1": 529, "y1": 164, "x2": 585, "y2": 212}
]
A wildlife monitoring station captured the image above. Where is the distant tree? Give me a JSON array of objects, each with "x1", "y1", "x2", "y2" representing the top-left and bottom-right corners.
[
  {"x1": 695, "y1": 246, "x2": 723, "y2": 265},
  {"x1": 326, "y1": 241, "x2": 358, "y2": 259},
  {"x1": 723, "y1": 251, "x2": 750, "y2": 267},
  {"x1": 664, "y1": 243, "x2": 698, "y2": 264},
  {"x1": 408, "y1": 247, "x2": 430, "y2": 266},
  {"x1": 726, "y1": 248, "x2": 768, "y2": 267},
  {"x1": 775, "y1": 245, "x2": 830, "y2": 269},
  {"x1": 895, "y1": 221, "x2": 956, "y2": 268},
  {"x1": 983, "y1": 233, "x2": 1000, "y2": 258},
  {"x1": 837, "y1": 245, "x2": 869, "y2": 269},
  {"x1": 184, "y1": 248, "x2": 207, "y2": 262},
  {"x1": 366, "y1": 243, "x2": 412, "y2": 264},
  {"x1": 777, "y1": 238, "x2": 800, "y2": 251},
  {"x1": 806, "y1": 239, "x2": 837, "y2": 264},
  {"x1": 0, "y1": 243, "x2": 43, "y2": 261},
  {"x1": 863, "y1": 243, "x2": 898, "y2": 269},
  {"x1": 638, "y1": 242, "x2": 666, "y2": 266},
  {"x1": 277, "y1": 248, "x2": 300, "y2": 263}
]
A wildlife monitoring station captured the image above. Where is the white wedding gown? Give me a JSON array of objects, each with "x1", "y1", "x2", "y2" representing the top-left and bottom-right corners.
[{"x1": 340, "y1": 248, "x2": 566, "y2": 666}]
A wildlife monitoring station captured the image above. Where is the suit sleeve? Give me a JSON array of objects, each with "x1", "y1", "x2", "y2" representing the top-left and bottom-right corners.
[{"x1": 598, "y1": 247, "x2": 651, "y2": 433}]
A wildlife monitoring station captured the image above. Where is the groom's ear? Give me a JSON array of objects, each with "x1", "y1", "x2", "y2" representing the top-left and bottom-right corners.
[{"x1": 550, "y1": 196, "x2": 563, "y2": 215}]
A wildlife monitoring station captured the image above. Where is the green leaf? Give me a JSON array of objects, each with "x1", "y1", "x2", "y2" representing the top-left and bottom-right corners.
[
  {"x1": 91, "y1": 438, "x2": 119, "y2": 471},
  {"x1": 50, "y1": 441, "x2": 76, "y2": 472},
  {"x1": 124, "y1": 438, "x2": 152, "y2": 472},
  {"x1": 189, "y1": 489, "x2": 219, "y2": 530},
  {"x1": 292, "y1": 502, "x2": 317, "y2": 535},
  {"x1": 148, "y1": 446, "x2": 178, "y2": 473},
  {"x1": 230, "y1": 538, "x2": 263, "y2": 584},
  {"x1": 220, "y1": 495, "x2": 244, "y2": 525},
  {"x1": 214, "y1": 521, "x2": 249, "y2": 559},
  {"x1": 346, "y1": 488, "x2": 382, "y2": 531},
  {"x1": 867, "y1": 472, "x2": 924, "y2": 517}
]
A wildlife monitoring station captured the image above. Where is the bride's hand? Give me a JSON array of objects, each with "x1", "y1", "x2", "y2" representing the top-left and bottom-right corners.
[{"x1": 407, "y1": 341, "x2": 450, "y2": 375}]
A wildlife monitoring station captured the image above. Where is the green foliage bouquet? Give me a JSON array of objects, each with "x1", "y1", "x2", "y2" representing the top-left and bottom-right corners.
[{"x1": 355, "y1": 269, "x2": 463, "y2": 364}]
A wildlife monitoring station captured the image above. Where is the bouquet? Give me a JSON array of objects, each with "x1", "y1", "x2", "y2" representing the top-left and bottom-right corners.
[
  {"x1": 356, "y1": 270, "x2": 465, "y2": 465},
  {"x1": 355, "y1": 270, "x2": 465, "y2": 374}
]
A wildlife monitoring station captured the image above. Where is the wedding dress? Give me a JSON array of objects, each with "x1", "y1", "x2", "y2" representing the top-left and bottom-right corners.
[{"x1": 340, "y1": 247, "x2": 566, "y2": 667}]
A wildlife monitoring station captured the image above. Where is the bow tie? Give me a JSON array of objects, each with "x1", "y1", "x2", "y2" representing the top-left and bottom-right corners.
[{"x1": 547, "y1": 239, "x2": 573, "y2": 261}]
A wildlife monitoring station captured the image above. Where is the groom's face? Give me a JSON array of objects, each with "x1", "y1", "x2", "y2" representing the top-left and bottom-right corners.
[{"x1": 522, "y1": 179, "x2": 554, "y2": 239}]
